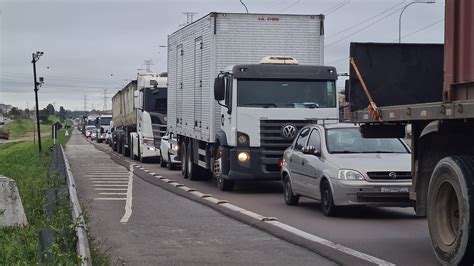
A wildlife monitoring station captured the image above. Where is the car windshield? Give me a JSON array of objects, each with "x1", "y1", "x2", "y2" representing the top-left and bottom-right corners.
[
  {"x1": 86, "y1": 126, "x2": 96, "y2": 130},
  {"x1": 100, "y1": 117, "x2": 111, "y2": 125},
  {"x1": 326, "y1": 128, "x2": 408, "y2": 154},
  {"x1": 237, "y1": 79, "x2": 336, "y2": 108}
]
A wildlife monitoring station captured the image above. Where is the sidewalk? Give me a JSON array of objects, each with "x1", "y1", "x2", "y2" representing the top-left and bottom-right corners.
[{"x1": 65, "y1": 130, "x2": 335, "y2": 265}]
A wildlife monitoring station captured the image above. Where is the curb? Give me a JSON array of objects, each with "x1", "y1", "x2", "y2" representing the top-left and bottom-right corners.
[{"x1": 103, "y1": 149, "x2": 386, "y2": 266}]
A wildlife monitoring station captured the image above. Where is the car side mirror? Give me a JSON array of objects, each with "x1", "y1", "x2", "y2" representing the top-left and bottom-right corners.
[
  {"x1": 214, "y1": 77, "x2": 225, "y2": 101},
  {"x1": 302, "y1": 146, "x2": 321, "y2": 157}
]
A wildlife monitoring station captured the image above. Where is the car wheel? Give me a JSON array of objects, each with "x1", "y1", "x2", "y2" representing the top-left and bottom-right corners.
[
  {"x1": 159, "y1": 150, "x2": 167, "y2": 167},
  {"x1": 427, "y1": 156, "x2": 474, "y2": 265},
  {"x1": 321, "y1": 179, "x2": 338, "y2": 217},
  {"x1": 181, "y1": 142, "x2": 188, "y2": 178},
  {"x1": 283, "y1": 175, "x2": 299, "y2": 205},
  {"x1": 214, "y1": 146, "x2": 234, "y2": 191},
  {"x1": 168, "y1": 152, "x2": 175, "y2": 170}
]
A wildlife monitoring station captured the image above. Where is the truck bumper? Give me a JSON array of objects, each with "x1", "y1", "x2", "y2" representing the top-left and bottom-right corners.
[
  {"x1": 141, "y1": 145, "x2": 160, "y2": 159},
  {"x1": 223, "y1": 147, "x2": 280, "y2": 181}
]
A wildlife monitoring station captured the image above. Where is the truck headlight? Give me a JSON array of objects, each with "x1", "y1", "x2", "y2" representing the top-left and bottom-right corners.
[
  {"x1": 173, "y1": 144, "x2": 179, "y2": 151},
  {"x1": 238, "y1": 152, "x2": 250, "y2": 162},
  {"x1": 142, "y1": 137, "x2": 154, "y2": 146},
  {"x1": 338, "y1": 169, "x2": 365, "y2": 181},
  {"x1": 237, "y1": 132, "x2": 249, "y2": 146}
]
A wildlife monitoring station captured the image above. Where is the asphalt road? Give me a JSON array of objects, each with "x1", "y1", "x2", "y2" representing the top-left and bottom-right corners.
[
  {"x1": 91, "y1": 138, "x2": 438, "y2": 265},
  {"x1": 66, "y1": 130, "x2": 336, "y2": 265}
]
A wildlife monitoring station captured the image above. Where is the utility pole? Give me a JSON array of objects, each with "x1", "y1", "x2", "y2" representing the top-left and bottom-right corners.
[
  {"x1": 32, "y1": 51, "x2": 44, "y2": 153},
  {"x1": 83, "y1": 95, "x2": 87, "y2": 112}
]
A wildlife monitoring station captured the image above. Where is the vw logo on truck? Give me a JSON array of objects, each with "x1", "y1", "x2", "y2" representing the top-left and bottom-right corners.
[{"x1": 281, "y1": 124, "x2": 297, "y2": 139}]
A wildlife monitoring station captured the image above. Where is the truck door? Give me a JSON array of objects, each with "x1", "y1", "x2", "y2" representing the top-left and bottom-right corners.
[
  {"x1": 220, "y1": 77, "x2": 237, "y2": 146},
  {"x1": 176, "y1": 44, "x2": 184, "y2": 128},
  {"x1": 194, "y1": 37, "x2": 203, "y2": 137}
]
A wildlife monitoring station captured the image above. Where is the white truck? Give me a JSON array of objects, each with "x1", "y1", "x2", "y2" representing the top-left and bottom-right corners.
[
  {"x1": 111, "y1": 72, "x2": 168, "y2": 162},
  {"x1": 168, "y1": 12, "x2": 338, "y2": 190},
  {"x1": 94, "y1": 114, "x2": 112, "y2": 143}
]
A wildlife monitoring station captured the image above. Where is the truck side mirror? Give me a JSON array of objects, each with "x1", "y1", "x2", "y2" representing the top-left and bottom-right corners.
[{"x1": 214, "y1": 77, "x2": 225, "y2": 101}]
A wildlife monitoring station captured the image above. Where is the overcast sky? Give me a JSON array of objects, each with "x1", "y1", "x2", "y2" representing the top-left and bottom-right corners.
[{"x1": 0, "y1": 0, "x2": 445, "y2": 111}]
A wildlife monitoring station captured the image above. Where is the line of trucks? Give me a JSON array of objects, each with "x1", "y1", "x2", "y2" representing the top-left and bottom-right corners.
[{"x1": 99, "y1": 2, "x2": 473, "y2": 264}]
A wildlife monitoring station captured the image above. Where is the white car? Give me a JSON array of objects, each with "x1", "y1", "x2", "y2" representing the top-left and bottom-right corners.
[{"x1": 159, "y1": 132, "x2": 181, "y2": 170}]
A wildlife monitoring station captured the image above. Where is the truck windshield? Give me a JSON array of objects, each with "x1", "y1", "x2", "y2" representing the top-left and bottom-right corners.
[
  {"x1": 237, "y1": 79, "x2": 336, "y2": 108},
  {"x1": 100, "y1": 117, "x2": 111, "y2": 126},
  {"x1": 326, "y1": 128, "x2": 409, "y2": 154},
  {"x1": 144, "y1": 87, "x2": 167, "y2": 114}
]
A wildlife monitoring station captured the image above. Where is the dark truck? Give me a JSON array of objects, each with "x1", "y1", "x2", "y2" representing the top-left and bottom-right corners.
[{"x1": 346, "y1": 0, "x2": 474, "y2": 264}]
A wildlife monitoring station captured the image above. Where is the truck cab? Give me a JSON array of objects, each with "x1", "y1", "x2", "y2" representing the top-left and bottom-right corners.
[
  {"x1": 130, "y1": 73, "x2": 168, "y2": 161},
  {"x1": 213, "y1": 57, "x2": 338, "y2": 187}
]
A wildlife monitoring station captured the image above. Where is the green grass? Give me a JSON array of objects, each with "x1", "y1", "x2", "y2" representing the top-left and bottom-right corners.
[
  {"x1": 0, "y1": 119, "x2": 50, "y2": 139},
  {"x1": 0, "y1": 130, "x2": 81, "y2": 264}
]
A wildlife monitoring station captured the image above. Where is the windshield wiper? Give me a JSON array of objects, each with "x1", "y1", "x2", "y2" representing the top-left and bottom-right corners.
[
  {"x1": 242, "y1": 103, "x2": 277, "y2": 108},
  {"x1": 330, "y1": 150, "x2": 359, "y2": 154}
]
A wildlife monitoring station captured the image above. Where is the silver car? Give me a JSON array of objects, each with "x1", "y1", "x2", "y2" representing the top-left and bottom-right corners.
[
  {"x1": 281, "y1": 123, "x2": 412, "y2": 216},
  {"x1": 159, "y1": 132, "x2": 181, "y2": 170}
]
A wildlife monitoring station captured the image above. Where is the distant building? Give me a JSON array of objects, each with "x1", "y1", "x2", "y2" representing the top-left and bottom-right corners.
[{"x1": 0, "y1": 104, "x2": 13, "y2": 114}]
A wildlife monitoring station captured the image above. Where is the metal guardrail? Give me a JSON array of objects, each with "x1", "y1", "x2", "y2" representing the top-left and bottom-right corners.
[{"x1": 59, "y1": 146, "x2": 92, "y2": 265}]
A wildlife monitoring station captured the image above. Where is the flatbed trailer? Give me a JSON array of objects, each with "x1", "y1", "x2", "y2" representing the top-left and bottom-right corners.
[{"x1": 348, "y1": 0, "x2": 474, "y2": 264}]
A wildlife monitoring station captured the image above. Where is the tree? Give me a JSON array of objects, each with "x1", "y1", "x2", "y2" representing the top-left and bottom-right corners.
[
  {"x1": 46, "y1": 104, "x2": 55, "y2": 115},
  {"x1": 9, "y1": 107, "x2": 22, "y2": 119},
  {"x1": 39, "y1": 109, "x2": 49, "y2": 123},
  {"x1": 58, "y1": 106, "x2": 67, "y2": 121}
]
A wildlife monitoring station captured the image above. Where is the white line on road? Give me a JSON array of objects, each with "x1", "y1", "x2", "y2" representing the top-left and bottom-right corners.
[
  {"x1": 120, "y1": 163, "x2": 134, "y2": 224},
  {"x1": 92, "y1": 184, "x2": 128, "y2": 187},
  {"x1": 265, "y1": 221, "x2": 394, "y2": 265},
  {"x1": 94, "y1": 198, "x2": 126, "y2": 201},
  {"x1": 90, "y1": 178, "x2": 129, "y2": 181},
  {"x1": 91, "y1": 180, "x2": 129, "y2": 184},
  {"x1": 99, "y1": 192, "x2": 127, "y2": 195},
  {"x1": 94, "y1": 188, "x2": 128, "y2": 191}
]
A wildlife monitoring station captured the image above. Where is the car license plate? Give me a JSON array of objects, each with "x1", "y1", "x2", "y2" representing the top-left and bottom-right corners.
[{"x1": 381, "y1": 187, "x2": 409, "y2": 193}]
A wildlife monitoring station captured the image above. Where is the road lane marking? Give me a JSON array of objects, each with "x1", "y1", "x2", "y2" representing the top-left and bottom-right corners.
[
  {"x1": 99, "y1": 192, "x2": 127, "y2": 195},
  {"x1": 265, "y1": 221, "x2": 394, "y2": 266},
  {"x1": 94, "y1": 188, "x2": 128, "y2": 191},
  {"x1": 90, "y1": 178, "x2": 129, "y2": 180},
  {"x1": 92, "y1": 184, "x2": 128, "y2": 187},
  {"x1": 94, "y1": 198, "x2": 126, "y2": 201},
  {"x1": 120, "y1": 163, "x2": 134, "y2": 224},
  {"x1": 91, "y1": 181, "x2": 129, "y2": 184}
]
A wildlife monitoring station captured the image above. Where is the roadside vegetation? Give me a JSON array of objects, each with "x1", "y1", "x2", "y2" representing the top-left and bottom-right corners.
[{"x1": 0, "y1": 119, "x2": 80, "y2": 264}]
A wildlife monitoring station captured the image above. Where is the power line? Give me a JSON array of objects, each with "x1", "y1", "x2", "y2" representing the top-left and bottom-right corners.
[
  {"x1": 279, "y1": 0, "x2": 300, "y2": 13},
  {"x1": 392, "y1": 18, "x2": 444, "y2": 42},
  {"x1": 325, "y1": 0, "x2": 350, "y2": 15},
  {"x1": 325, "y1": 5, "x2": 407, "y2": 48},
  {"x1": 326, "y1": 1, "x2": 406, "y2": 39}
]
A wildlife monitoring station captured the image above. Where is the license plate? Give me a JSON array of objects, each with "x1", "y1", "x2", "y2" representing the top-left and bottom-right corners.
[{"x1": 381, "y1": 187, "x2": 409, "y2": 193}]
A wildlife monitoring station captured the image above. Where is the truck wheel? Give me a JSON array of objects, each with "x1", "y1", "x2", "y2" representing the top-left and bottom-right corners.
[
  {"x1": 321, "y1": 179, "x2": 338, "y2": 217},
  {"x1": 427, "y1": 156, "x2": 474, "y2": 265},
  {"x1": 214, "y1": 146, "x2": 234, "y2": 191},
  {"x1": 283, "y1": 175, "x2": 299, "y2": 206},
  {"x1": 187, "y1": 142, "x2": 200, "y2": 181},
  {"x1": 181, "y1": 142, "x2": 188, "y2": 178},
  {"x1": 159, "y1": 150, "x2": 167, "y2": 167}
]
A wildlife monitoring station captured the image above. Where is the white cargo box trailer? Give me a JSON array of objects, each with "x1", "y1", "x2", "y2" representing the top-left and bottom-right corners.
[
  {"x1": 168, "y1": 12, "x2": 338, "y2": 191},
  {"x1": 168, "y1": 13, "x2": 325, "y2": 142}
]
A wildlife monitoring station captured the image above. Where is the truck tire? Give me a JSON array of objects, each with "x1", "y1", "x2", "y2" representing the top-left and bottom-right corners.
[
  {"x1": 187, "y1": 142, "x2": 199, "y2": 181},
  {"x1": 181, "y1": 142, "x2": 188, "y2": 179},
  {"x1": 427, "y1": 156, "x2": 474, "y2": 265},
  {"x1": 214, "y1": 146, "x2": 234, "y2": 191}
]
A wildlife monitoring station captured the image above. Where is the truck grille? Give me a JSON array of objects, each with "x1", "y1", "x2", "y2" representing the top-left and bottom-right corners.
[
  {"x1": 367, "y1": 171, "x2": 412, "y2": 180},
  {"x1": 260, "y1": 120, "x2": 316, "y2": 172}
]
